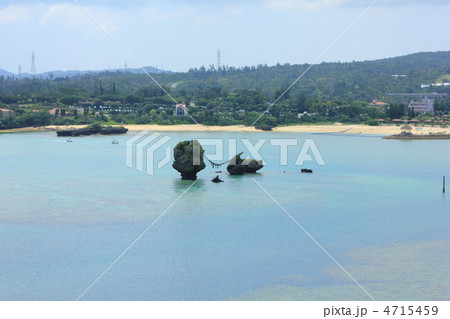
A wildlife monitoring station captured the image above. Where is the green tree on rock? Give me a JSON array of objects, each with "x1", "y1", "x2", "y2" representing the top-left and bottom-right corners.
[{"x1": 172, "y1": 140, "x2": 206, "y2": 180}]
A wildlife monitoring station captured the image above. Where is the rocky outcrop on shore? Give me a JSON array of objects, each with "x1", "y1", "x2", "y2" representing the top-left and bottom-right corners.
[
  {"x1": 56, "y1": 124, "x2": 128, "y2": 136},
  {"x1": 383, "y1": 134, "x2": 450, "y2": 140}
]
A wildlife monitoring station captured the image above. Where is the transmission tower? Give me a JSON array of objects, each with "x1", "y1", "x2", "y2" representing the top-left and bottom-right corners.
[
  {"x1": 217, "y1": 49, "x2": 221, "y2": 71},
  {"x1": 31, "y1": 52, "x2": 36, "y2": 75},
  {"x1": 18, "y1": 64, "x2": 22, "y2": 76}
]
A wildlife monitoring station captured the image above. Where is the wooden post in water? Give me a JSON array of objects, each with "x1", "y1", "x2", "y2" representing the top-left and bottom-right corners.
[{"x1": 444, "y1": 176, "x2": 446, "y2": 193}]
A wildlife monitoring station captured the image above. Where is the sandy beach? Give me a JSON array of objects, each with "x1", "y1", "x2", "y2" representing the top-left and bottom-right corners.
[
  {"x1": 0, "y1": 127, "x2": 50, "y2": 133},
  {"x1": 38, "y1": 124, "x2": 449, "y2": 135},
  {"x1": 2, "y1": 124, "x2": 448, "y2": 135}
]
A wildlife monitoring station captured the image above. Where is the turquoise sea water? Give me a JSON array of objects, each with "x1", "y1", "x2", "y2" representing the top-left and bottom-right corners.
[{"x1": 0, "y1": 131, "x2": 449, "y2": 300}]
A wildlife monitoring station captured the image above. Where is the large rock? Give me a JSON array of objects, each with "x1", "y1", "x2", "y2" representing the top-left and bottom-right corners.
[
  {"x1": 172, "y1": 140, "x2": 206, "y2": 180},
  {"x1": 245, "y1": 159, "x2": 264, "y2": 173},
  {"x1": 227, "y1": 153, "x2": 263, "y2": 175},
  {"x1": 56, "y1": 124, "x2": 128, "y2": 136}
]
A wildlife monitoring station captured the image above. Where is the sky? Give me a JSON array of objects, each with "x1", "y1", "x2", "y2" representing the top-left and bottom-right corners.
[{"x1": 0, "y1": 0, "x2": 449, "y2": 74}]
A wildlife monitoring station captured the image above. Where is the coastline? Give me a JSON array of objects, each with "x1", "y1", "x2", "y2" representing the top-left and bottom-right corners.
[
  {"x1": 0, "y1": 127, "x2": 50, "y2": 133},
  {"x1": 383, "y1": 134, "x2": 450, "y2": 140},
  {"x1": 1, "y1": 124, "x2": 448, "y2": 135}
]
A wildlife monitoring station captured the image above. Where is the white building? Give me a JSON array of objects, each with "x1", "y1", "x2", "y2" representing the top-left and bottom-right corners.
[
  {"x1": 174, "y1": 102, "x2": 188, "y2": 116},
  {"x1": 408, "y1": 97, "x2": 434, "y2": 113}
]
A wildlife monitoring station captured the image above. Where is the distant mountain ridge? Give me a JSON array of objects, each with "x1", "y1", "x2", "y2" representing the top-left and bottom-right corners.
[
  {"x1": 1, "y1": 51, "x2": 449, "y2": 102},
  {"x1": 0, "y1": 65, "x2": 167, "y2": 79},
  {"x1": 0, "y1": 69, "x2": 14, "y2": 77}
]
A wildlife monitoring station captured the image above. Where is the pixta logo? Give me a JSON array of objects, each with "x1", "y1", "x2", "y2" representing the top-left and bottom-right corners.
[
  {"x1": 126, "y1": 130, "x2": 326, "y2": 176},
  {"x1": 126, "y1": 130, "x2": 172, "y2": 176}
]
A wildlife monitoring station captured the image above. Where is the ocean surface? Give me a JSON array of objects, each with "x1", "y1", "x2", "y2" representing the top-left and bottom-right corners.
[{"x1": 0, "y1": 131, "x2": 449, "y2": 301}]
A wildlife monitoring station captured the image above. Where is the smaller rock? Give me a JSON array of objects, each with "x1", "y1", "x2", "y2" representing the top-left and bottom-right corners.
[
  {"x1": 212, "y1": 175, "x2": 224, "y2": 183},
  {"x1": 244, "y1": 159, "x2": 264, "y2": 173},
  {"x1": 227, "y1": 153, "x2": 264, "y2": 175}
]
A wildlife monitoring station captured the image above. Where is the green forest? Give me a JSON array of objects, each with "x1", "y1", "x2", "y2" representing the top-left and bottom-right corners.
[{"x1": 1, "y1": 51, "x2": 450, "y2": 130}]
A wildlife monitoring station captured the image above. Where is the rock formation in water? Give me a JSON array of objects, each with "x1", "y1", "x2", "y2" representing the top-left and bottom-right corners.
[
  {"x1": 226, "y1": 153, "x2": 263, "y2": 175},
  {"x1": 226, "y1": 153, "x2": 247, "y2": 175},
  {"x1": 254, "y1": 125, "x2": 273, "y2": 131},
  {"x1": 211, "y1": 175, "x2": 223, "y2": 183},
  {"x1": 172, "y1": 140, "x2": 206, "y2": 180},
  {"x1": 56, "y1": 124, "x2": 128, "y2": 136},
  {"x1": 245, "y1": 159, "x2": 264, "y2": 173}
]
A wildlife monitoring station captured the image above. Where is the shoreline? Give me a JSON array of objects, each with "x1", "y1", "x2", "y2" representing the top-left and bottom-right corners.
[
  {"x1": 383, "y1": 134, "x2": 450, "y2": 140},
  {"x1": 0, "y1": 127, "x2": 50, "y2": 133},
  {"x1": 1, "y1": 124, "x2": 448, "y2": 135}
]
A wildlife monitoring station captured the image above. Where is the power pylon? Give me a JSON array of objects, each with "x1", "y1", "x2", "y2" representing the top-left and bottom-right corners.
[
  {"x1": 217, "y1": 49, "x2": 221, "y2": 71},
  {"x1": 31, "y1": 52, "x2": 36, "y2": 75}
]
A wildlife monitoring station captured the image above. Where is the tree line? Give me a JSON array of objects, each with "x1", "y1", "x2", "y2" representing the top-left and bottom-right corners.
[{"x1": 1, "y1": 51, "x2": 449, "y2": 130}]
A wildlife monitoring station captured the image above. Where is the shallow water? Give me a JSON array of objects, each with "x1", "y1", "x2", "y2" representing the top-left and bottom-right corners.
[{"x1": 0, "y1": 131, "x2": 449, "y2": 300}]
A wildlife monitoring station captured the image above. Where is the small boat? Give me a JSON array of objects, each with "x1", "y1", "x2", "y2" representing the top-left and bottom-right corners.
[
  {"x1": 112, "y1": 139, "x2": 119, "y2": 144},
  {"x1": 66, "y1": 138, "x2": 73, "y2": 142},
  {"x1": 301, "y1": 168, "x2": 313, "y2": 173}
]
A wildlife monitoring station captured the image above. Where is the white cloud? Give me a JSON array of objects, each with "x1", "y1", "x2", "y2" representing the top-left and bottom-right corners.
[
  {"x1": 39, "y1": 4, "x2": 89, "y2": 26},
  {"x1": 264, "y1": 0, "x2": 450, "y2": 10},
  {"x1": 39, "y1": 3, "x2": 119, "y2": 33},
  {"x1": 224, "y1": 5, "x2": 243, "y2": 15},
  {"x1": 195, "y1": 16, "x2": 221, "y2": 25},
  {"x1": 0, "y1": 5, "x2": 30, "y2": 24},
  {"x1": 139, "y1": 6, "x2": 192, "y2": 22},
  {"x1": 265, "y1": 0, "x2": 347, "y2": 10},
  {"x1": 193, "y1": 5, "x2": 243, "y2": 25}
]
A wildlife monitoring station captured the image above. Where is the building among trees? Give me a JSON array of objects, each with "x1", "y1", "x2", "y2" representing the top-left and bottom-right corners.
[
  {"x1": 408, "y1": 98, "x2": 434, "y2": 113},
  {"x1": 48, "y1": 108, "x2": 60, "y2": 116},
  {"x1": 0, "y1": 108, "x2": 13, "y2": 115},
  {"x1": 369, "y1": 99, "x2": 388, "y2": 110},
  {"x1": 174, "y1": 102, "x2": 188, "y2": 116}
]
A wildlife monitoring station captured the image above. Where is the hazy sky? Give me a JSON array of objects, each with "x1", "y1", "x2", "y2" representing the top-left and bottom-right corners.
[{"x1": 1, "y1": 0, "x2": 449, "y2": 74}]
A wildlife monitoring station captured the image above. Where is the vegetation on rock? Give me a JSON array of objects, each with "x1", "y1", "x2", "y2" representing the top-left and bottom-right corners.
[
  {"x1": 172, "y1": 140, "x2": 206, "y2": 180},
  {"x1": 56, "y1": 124, "x2": 127, "y2": 136},
  {"x1": 227, "y1": 153, "x2": 264, "y2": 175}
]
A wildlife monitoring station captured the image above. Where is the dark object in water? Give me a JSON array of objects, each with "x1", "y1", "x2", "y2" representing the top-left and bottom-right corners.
[
  {"x1": 215, "y1": 171, "x2": 222, "y2": 173},
  {"x1": 301, "y1": 168, "x2": 313, "y2": 173},
  {"x1": 444, "y1": 176, "x2": 446, "y2": 193},
  {"x1": 212, "y1": 175, "x2": 224, "y2": 183}
]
